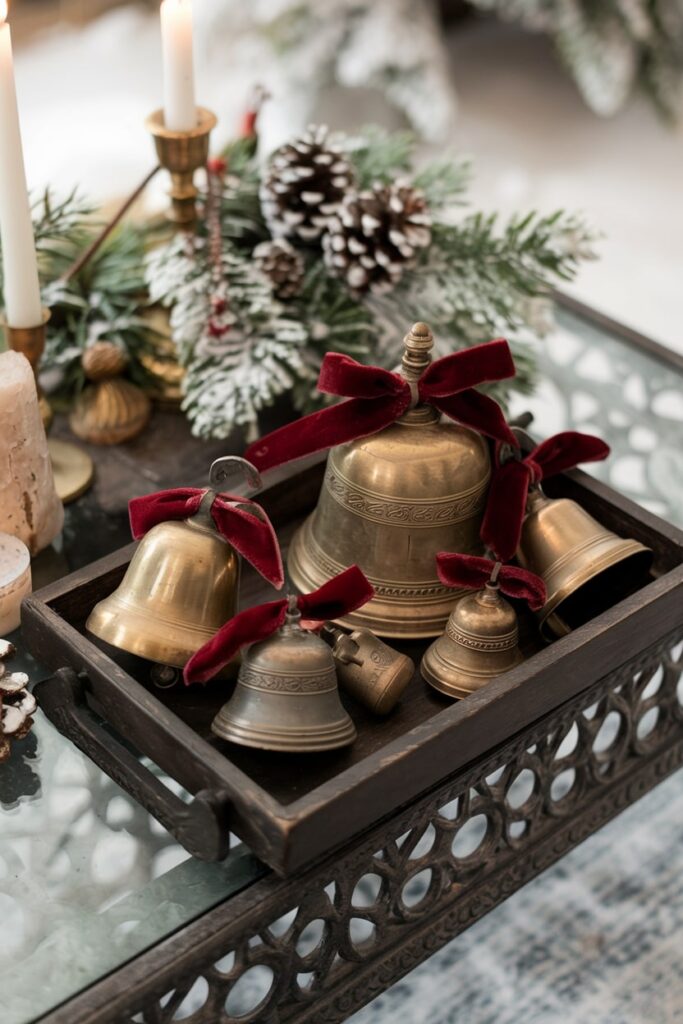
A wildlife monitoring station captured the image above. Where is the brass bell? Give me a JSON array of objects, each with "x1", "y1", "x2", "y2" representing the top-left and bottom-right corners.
[
  {"x1": 86, "y1": 457, "x2": 260, "y2": 670},
  {"x1": 421, "y1": 577, "x2": 523, "y2": 699},
  {"x1": 287, "y1": 323, "x2": 491, "y2": 638},
  {"x1": 321, "y1": 623, "x2": 414, "y2": 715},
  {"x1": 211, "y1": 602, "x2": 356, "y2": 752},
  {"x1": 518, "y1": 488, "x2": 653, "y2": 640}
]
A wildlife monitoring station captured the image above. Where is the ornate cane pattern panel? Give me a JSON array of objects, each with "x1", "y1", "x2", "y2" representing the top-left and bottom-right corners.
[{"x1": 118, "y1": 629, "x2": 683, "y2": 1024}]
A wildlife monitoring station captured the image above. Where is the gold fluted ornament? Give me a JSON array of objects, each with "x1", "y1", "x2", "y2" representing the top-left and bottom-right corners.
[
  {"x1": 287, "y1": 323, "x2": 491, "y2": 638},
  {"x1": 69, "y1": 342, "x2": 152, "y2": 446},
  {"x1": 421, "y1": 568, "x2": 523, "y2": 699},
  {"x1": 211, "y1": 600, "x2": 356, "y2": 752},
  {"x1": 518, "y1": 487, "x2": 653, "y2": 640},
  {"x1": 86, "y1": 458, "x2": 255, "y2": 670}
]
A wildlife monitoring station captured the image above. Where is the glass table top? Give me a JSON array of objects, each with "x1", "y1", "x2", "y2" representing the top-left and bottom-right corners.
[{"x1": 2, "y1": 299, "x2": 682, "y2": 1024}]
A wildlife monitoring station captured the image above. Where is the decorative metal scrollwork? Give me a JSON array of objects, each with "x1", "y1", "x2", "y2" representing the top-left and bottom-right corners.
[{"x1": 126, "y1": 630, "x2": 683, "y2": 1024}]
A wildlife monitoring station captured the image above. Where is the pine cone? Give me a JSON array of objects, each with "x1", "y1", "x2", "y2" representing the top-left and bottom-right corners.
[
  {"x1": 253, "y1": 239, "x2": 305, "y2": 299},
  {"x1": 322, "y1": 181, "x2": 432, "y2": 295},
  {"x1": 260, "y1": 125, "x2": 355, "y2": 243},
  {"x1": 0, "y1": 664, "x2": 36, "y2": 764}
]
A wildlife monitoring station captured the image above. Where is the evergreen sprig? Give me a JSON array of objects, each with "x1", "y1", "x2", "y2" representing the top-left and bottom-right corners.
[
  {"x1": 145, "y1": 125, "x2": 595, "y2": 438},
  {"x1": 6, "y1": 126, "x2": 596, "y2": 442},
  {"x1": 0, "y1": 190, "x2": 154, "y2": 403}
]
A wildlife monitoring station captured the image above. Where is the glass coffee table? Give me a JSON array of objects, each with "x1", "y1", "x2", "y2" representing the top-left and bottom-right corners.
[{"x1": 2, "y1": 294, "x2": 682, "y2": 1024}]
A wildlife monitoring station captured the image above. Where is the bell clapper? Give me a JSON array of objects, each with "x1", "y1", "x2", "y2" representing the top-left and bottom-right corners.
[{"x1": 150, "y1": 663, "x2": 180, "y2": 689}]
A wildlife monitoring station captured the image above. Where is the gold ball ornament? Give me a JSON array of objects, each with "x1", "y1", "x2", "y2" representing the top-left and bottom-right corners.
[{"x1": 69, "y1": 341, "x2": 152, "y2": 446}]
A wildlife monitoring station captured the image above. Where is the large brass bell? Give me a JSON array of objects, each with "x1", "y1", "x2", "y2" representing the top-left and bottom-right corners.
[
  {"x1": 287, "y1": 323, "x2": 491, "y2": 638},
  {"x1": 518, "y1": 487, "x2": 653, "y2": 640},
  {"x1": 211, "y1": 600, "x2": 356, "y2": 752},
  {"x1": 86, "y1": 457, "x2": 260, "y2": 670},
  {"x1": 421, "y1": 573, "x2": 523, "y2": 699}
]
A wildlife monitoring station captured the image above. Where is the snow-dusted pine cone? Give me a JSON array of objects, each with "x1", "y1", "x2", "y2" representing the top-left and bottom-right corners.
[
  {"x1": 0, "y1": 660, "x2": 36, "y2": 764},
  {"x1": 260, "y1": 125, "x2": 355, "y2": 243},
  {"x1": 322, "y1": 181, "x2": 432, "y2": 295},
  {"x1": 253, "y1": 239, "x2": 305, "y2": 299}
]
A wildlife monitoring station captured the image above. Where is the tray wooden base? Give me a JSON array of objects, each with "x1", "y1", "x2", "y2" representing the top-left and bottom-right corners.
[{"x1": 22, "y1": 455, "x2": 683, "y2": 876}]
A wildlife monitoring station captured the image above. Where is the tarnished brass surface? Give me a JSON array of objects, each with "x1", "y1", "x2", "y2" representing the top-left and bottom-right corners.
[
  {"x1": 46, "y1": 438, "x2": 94, "y2": 504},
  {"x1": 146, "y1": 107, "x2": 217, "y2": 225},
  {"x1": 322, "y1": 624, "x2": 414, "y2": 715},
  {"x1": 2, "y1": 308, "x2": 52, "y2": 430},
  {"x1": 86, "y1": 495, "x2": 238, "y2": 668},
  {"x1": 518, "y1": 488, "x2": 653, "y2": 640},
  {"x1": 421, "y1": 584, "x2": 523, "y2": 699},
  {"x1": 69, "y1": 378, "x2": 152, "y2": 445},
  {"x1": 139, "y1": 312, "x2": 185, "y2": 406},
  {"x1": 287, "y1": 323, "x2": 490, "y2": 638},
  {"x1": 212, "y1": 606, "x2": 356, "y2": 752}
]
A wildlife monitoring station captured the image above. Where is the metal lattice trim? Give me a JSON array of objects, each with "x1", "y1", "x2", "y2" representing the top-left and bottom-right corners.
[{"x1": 47, "y1": 627, "x2": 683, "y2": 1024}]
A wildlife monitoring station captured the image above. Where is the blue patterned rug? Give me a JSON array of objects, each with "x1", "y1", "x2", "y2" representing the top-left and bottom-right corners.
[{"x1": 351, "y1": 768, "x2": 683, "y2": 1024}]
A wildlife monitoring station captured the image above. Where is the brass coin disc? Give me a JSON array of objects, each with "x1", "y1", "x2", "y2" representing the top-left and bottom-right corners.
[{"x1": 47, "y1": 439, "x2": 94, "y2": 504}]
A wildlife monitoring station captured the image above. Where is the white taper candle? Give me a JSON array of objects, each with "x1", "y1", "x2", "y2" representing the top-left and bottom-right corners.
[
  {"x1": 0, "y1": 2, "x2": 42, "y2": 329},
  {"x1": 160, "y1": 0, "x2": 197, "y2": 132}
]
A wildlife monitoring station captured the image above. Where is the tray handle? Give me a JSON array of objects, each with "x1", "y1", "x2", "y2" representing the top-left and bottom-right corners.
[{"x1": 35, "y1": 668, "x2": 231, "y2": 862}]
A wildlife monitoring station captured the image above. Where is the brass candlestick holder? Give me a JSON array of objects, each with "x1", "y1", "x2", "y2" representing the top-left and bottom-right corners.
[
  {"x1": 146, "y1": 107, "x2": 218, "y2": 226},
  {"x1": 2, "y1": 308, "x2": 94, "y2": 505},
  {"x1": 3, "y1": 308, "x2": 53, "y2": 430}
]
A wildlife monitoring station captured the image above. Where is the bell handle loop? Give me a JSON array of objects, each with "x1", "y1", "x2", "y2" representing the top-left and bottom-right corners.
[
  {"x1": 36, "y1": 669, "x2": 232, "y2": 862},
  {"x1": 284, "y1": 594, "x2": 302, "y2": 628},
  {"x1": 209, "y1": 457, "x2": 263, "y2": 495},
  {"x1": 489, "y1": 561, "x2": 502, "y2": 586}
]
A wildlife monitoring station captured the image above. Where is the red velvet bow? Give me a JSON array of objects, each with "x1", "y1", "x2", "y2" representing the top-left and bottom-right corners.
[
  {"x1": 129, "y1": 488, "x2": 284, "y2": 589},
  {"x1": 480, "y1": 431, "x2": 610, "y2": 561},
  {"x1": 184, "y1": 565, "x2": 374, "y2": 684},
  {"x1": 246, "y1": 340, "x2": 517, "y2": 472},
  {"x1": 436, "y1": 553, "x2": 546, "y2": 611}
]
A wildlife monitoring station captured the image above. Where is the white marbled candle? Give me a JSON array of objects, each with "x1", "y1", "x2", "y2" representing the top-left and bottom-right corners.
[
  {"x1": 160, "y1": 0, "x2": 197, "y2": 131},
  {"x1": 0, "y1": 350, "x2": 63, "y2": 555},
  {"x1": 0, "y1": 532, "x2": 31, "y2": 635},
  {"x1": 0, "y1": 3, "x2": 43, "y2": 328}
]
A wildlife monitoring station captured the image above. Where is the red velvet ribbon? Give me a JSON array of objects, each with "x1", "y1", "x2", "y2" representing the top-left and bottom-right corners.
[
  {"x1": 246, "y1": 340, "x2": 517, "y2": 472},
  {"x1": 436, "y1": 553, "x2": 546, "y2": 611},
  {"x1": 129, "y1": 488, "x2": 284, "y2": 589},
  {"x1": 184, "y1": 565, "x2": 375, "y2": 684},
  {"x1": 480, "y1": 431, "x2": 610, "y2": 561}
]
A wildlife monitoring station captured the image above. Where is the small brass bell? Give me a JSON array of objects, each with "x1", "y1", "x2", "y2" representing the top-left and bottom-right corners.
[
  {"x1": 421, "y1": 568, "x2": 523, "y2": 699},
  {"x1": 287, "y1": 323, "x2": 493, "y2": 639},
  {"x1": 86, "y1": 457, "x2": 262, "y2": 670},
  {"x1": 321, "y1": 624, "x2": 414, "y2": 715},
  {"x1": 518, "y1": 488, "x2": 653, "y2": 640},
  {"x1": 211, "y1": 600, "x2": 356, "y2": 752}
]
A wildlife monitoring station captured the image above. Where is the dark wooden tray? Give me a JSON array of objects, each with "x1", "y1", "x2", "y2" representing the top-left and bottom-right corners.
[{"x1": 22, "y1": 455, "x2": 683, "y2": 876}]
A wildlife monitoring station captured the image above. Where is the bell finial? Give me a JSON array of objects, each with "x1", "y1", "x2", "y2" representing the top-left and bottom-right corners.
[{"x1": 401, "y1": 322, "x2": 433, "y2": 383}]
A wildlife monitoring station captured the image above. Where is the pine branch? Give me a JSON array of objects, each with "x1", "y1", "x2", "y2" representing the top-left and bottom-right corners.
[
  {"x1": 344, "y1": 126, "x2": 416, "y2": 187},
  {"x1": 1, "y1": 190, "x2": 155, "y2": 401}
]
